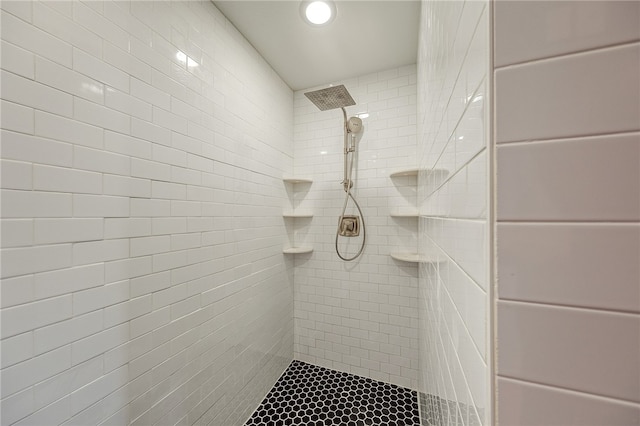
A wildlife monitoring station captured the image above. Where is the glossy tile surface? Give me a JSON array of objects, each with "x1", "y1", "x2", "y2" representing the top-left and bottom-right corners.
[
  {"x1": 498, "y1": 377, "x2": 640, "y2": 426},
  {"x1": 494, "y1": 3, "x2": 640, "y2": 423},
  {"x1": 416, "y1": 1, "x2": 490, "y2": 425},
  {"x1": 495, "y1": 1, "x2": 640, "y2": 67},
  {"x1": 497, "y1": 134, "x2": 640, "y2": 221},
  {"x1": 496, "y1": 44, "x2": 640, "y2": 143},
  {"x1": 1, "y1": 1, "x2": 294, "y2": 424},
  {"x1": 498, "y1": 301, "x2": 640, "y2": 402},
  {"x1": 245, "y1": 360, "x2": 419, "y2": 426},
  {"x1": 292, "y1": 65, "x2": 420, "y2": 389},
  {"x1": 498, "y1": 223, "x2": 640, "y2": 312}
]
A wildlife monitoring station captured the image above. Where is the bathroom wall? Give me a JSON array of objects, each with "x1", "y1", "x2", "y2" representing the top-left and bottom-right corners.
[
  {"x1": 416, "y1": 0, "x2": 490, "y2": 425},
  {"x1": 494, "y1": 1, "x2": 640, "y2": 424},
  {"x1": 0, "y1": 1, "x2": 294, "y2": 424},
  {"x1": 292, "y1": 65, "x2": 420, "y2": 389}
]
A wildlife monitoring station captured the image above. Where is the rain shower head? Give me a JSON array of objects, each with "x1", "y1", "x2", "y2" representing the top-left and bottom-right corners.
[{"x1": 304, "y1": 85, "x2": 356, "y2": 111}]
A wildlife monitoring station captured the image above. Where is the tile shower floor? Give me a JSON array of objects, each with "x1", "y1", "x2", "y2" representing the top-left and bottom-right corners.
[{"x1": 245, "y1": 360, "x2": 420, "y2": 426}]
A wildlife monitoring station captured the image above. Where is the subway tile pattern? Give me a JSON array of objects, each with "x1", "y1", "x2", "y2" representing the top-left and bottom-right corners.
[
  {"x1": 291, "y1": 66, "x2": 420, "y2": 390},
  {"x1": 0, "y1": 1, "x2": 294, "y2": 425},
  {"x1": 494, "y1": 1, "x2": 640, "y2": 423},
  {"x1": 244, "y1": 360, "x2": 420, "y2": 426},
  {"x1": 416, "y1": 1, "x2": 490, "y2": 425}
]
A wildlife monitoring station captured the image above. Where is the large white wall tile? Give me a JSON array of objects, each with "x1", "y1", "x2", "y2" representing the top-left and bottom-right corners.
[
  {"x1": 498, "y1": 377, "x2": 640, "y2": 426},
  {"x1": 1, "y1": 70, "x2": 73, "y2": 117},
  {"x1": 498, "y1": 301, "x2": 640, "y2": 402},
  {"x1": 1, "y1": 9, "x2": 72, "y2": 67},
  {"x1": 497, "y1": 134, "x2": 640, "y2": 221},
  {"x1": 498, "y1": 223, "x2": 640, "y2": 312},
  {"x1": 495, "y1": 1, "x2": 640, "y2": 67},
  {"x1": 0, "y1": 41, "x2": 35, "y2": 80},
  {"x1": 496, "y1": 44, "x2": 640, "y2": 143}
]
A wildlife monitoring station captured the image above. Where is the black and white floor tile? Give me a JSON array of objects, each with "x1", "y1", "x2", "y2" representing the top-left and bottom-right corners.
[{"x1": 245, "y1": 360, "x2": 420, "y2": 426}]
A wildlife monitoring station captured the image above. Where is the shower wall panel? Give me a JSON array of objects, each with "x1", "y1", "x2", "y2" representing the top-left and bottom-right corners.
[
  {"x1": 416, "y1": 1, "x2": 490, "y2": 425},
  {"x1": 292, "y1": 65, "x2": 420, "y2": 389},
  {"x1": 0, "y1": 1, "x2": 294, "y2": 424},
  {"x1": 494, "y1": 1, "x2": 640, "y2": 423}
]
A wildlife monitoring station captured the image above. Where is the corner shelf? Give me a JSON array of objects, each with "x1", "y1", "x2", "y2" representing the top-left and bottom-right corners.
[
  {"x1": 283, "y1": 247, "x2": 313, "y2": 254},
  {"x1": 390, "y1": 252, "x2": 445, "y2": 264},
  {"x1": 283, "y1": 177, "x2": 313, "y2": 184},
  {"x1": 282, "y1": 177, "x2": 314, "y2": 254},
  {"x1": 389, "y1": 169, "x2": 448, "y2": 265},
  {"x1": 389, "y1": 168, "x2": 449, "y2": 179},
  {"x1": 390, "y1": 169, "x2": 419, "y2": 178}
]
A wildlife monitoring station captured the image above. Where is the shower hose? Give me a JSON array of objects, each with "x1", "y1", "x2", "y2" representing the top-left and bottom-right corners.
[{"x1": 335, "y1": 135, "x2": 366, "y2": 261}]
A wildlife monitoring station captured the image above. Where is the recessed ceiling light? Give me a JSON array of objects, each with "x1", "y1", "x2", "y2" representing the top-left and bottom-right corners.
[{"x1": 300, "y1": 1, "x2": 336, "y2": 26}]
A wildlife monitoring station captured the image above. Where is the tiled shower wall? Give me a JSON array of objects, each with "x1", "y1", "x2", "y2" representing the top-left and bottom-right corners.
[
  {"x1": 0, "y1": 1, "x2": 294, "y2": 424},
  {"x1": 292, "y1": 65, "x2": 420, "y2": 389},
  {"x1": 416, "y1": 0, "x2": 489, "y2": 425},
  {"x1": 494, "y1": 1, "x2": 640, "y2": 424}
]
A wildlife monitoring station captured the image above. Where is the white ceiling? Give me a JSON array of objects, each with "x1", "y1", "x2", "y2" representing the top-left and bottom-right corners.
[{"x1": 213, "y1": 1, "x2": 420, "y2": 91}]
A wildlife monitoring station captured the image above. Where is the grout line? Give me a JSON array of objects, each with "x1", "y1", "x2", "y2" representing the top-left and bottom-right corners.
[
  {"x1": 497, "y1": 375, "x2": 640, "y2": 406},
  {"x1": 420, "y1": 216, "x2": 487, "y2": 224},
  {"x1": 424, "y1": 233, "x2": 488, "y2": 295},
  {"x1": 424, "y1": 145, "x2": 487, "y2": 197},
  {"x1": 494, "y1": 39, "x2": 640, "y2": 71},
  {"x1": 498, "y1": 298, "x2": 640, "y2": 317},
  {"x1": 496, "y1": 130, "x2": 640, "y2": 146},
  {"x1": 497, "y1": 220, "x2": 640, "y2": 224}
]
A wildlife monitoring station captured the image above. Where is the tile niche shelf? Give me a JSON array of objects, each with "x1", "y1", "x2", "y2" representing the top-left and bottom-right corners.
[
  {"x1": 389, "y1": 168, "x2": 449, "y2": 264},
  {"x1": 282, "y1": 177, "x2": 314, "y2": 255}
]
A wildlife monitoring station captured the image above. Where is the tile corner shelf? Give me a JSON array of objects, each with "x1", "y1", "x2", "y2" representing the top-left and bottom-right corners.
[
  {"x1": 390, "y1": 169, "x2": 419, "y2": 178},
  {"x1": 283, "y1": 177, "x2": 313, "y2": 184},
  {"x1": 283, "y1": 178, "x2": 314, "y2": 253},
  {"x1": 389, "y1": 168, "x2": 449, "y2": 179},
  {"x1": 282, "y1": 212, "x2": 313, "y2": 218},
  {"x1": 390, "y1": 252, "x2": 444, "y2": 264},
  {"x1": 390, "y1": 169, "x2": 421, "y2": 263},
  {"x1": 283, "y1": 247, "x2": 313, "y2": 254}
]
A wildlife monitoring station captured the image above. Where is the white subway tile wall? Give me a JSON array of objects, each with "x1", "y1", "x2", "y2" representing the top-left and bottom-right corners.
[
  {"x1": 416, "y1": 0, "x2": 490, "y2": 425},
  {"x1": 494, "y1": 0, "x2": 640, "y2": 423},
  {"x1": 0, "y1": 1, "x2": 294, "y2": 425},
  {"x1": 291, "y1": 65, "x2": 420, "y2": 389}
]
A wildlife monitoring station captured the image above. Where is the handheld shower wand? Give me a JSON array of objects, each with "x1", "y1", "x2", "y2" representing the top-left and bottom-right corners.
[{"x1": 342, "y1": 112, "x2": 363, "y2": 192}]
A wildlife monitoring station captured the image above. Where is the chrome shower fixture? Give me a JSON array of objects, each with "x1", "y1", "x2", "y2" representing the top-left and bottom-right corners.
[
  {"x1": 347, "y1": 116, "x2": 363, "y2": 134},
  {"x1": 304, "y1": 85, "x2": 366, "y2": 262}
]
